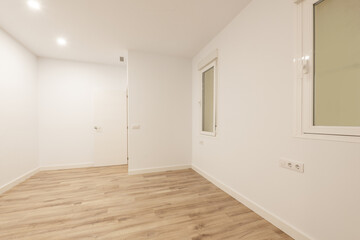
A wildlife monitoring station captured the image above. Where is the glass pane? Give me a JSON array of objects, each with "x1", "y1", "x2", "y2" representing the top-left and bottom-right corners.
[
  {"x1": 202, "y1": 67, "x2": 214, "y2": 132},
  {"x1": 313, "y1": 0, "x2": 360, "y2": 126}
]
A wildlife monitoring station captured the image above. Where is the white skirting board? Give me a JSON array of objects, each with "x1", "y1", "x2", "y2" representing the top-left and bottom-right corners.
[
  {"x1": 39, "y1": 162, "x2": 94, "y2": 171},
  {"x1": 0, "y1": 168, "x2": 39, "y2": 195},
  {"x1": 191, "y1": 164, "x2": 314, "y2": 240},
  {"x1": 128, "y1": 164, "x2": 191, "y2": 175}
]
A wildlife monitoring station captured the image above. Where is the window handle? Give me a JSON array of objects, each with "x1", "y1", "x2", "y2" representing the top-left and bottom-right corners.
[{"x1": 302, "y1": 56, "x2": 310, "y2": 74}]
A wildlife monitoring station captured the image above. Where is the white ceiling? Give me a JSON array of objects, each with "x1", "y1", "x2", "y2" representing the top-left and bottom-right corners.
[{"x1": 0, "y1": 0, "x2": 251, "y2": 65}]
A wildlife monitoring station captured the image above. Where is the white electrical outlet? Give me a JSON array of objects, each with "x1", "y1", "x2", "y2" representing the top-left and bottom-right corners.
[{"x1": 280, "y1": 159, "x2": 304, "y2": 173}]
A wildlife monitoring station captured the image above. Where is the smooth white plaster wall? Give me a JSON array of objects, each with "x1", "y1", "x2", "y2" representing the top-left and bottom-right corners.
[
  {"x1": 38, "y1": 58, "x2": 127, "y2": 167},
  {"x1": 128, "y1": 51, "x2": 192, "y2": 171},
  {"x1": 0, "y1": 28, "x2": 38, "y2": 188},
  {"x1": 192, "y1": 1, "x2": 360, "y2": 240}
]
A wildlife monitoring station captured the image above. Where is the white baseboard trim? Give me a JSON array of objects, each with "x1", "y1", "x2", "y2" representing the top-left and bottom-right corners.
[
  {"x1": 93, "y1": 163, "x2": 128, "y2": 168},
  {"x1": 0, "y1": 167, "x2": 40, "y2": 195},
  {"x1": 192, "y1": 164, "x2": 314, "y2": 240},
  {"x1": 128, "y1": 164, "x2": 191, "y2": 175},
  {"x1": 39, "y1": 162, "x2": 94, "y2": 171}
]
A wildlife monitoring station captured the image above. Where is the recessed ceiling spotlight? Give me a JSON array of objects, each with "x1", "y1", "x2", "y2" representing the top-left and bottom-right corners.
[
  {"x1": 56, "y1": 38, "x2": 67, "y2": 46},
  {"x1": 27, "y1": 0, "x2": 41, "y2": 10}
]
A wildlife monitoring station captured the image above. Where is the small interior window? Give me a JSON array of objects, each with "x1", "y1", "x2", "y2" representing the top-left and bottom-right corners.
[{"x1": 201, "y1": 62, "x2": 216, "y2": 136}]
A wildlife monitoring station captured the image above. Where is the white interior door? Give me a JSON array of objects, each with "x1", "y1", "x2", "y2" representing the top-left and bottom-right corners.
[{"x1": 94, "y1": 88, "x2": 128, "y2": 166}]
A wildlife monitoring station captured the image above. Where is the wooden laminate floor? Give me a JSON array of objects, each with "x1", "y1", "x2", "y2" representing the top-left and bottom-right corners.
[{"x1": 0, "y1": 166, "x2": 293, "y2": 240}]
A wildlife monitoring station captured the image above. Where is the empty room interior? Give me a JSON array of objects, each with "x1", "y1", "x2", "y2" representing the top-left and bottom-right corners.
[{"x1": 0, "y1": 0, "x2": 359, "y2": 239}]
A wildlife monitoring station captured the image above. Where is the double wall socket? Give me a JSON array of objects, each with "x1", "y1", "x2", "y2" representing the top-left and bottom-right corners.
[{"x1": 280, "y1": 159, "x2": 304, "y2": 173}]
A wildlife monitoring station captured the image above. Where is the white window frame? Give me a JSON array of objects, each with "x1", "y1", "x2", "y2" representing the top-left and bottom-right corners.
[
  {"x1": 294, "y1": 0, "x2": 360, "y2": 140},
  {"x1": 198, "y1": 50, "x2": 218, "y2": 137}
]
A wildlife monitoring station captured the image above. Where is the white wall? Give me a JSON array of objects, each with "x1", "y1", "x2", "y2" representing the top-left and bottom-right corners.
[
  {"x1": 38, "y1": 58, "x2": 127, "y2": 168},
  {"x1": 192, "y1": 1, "x2": 360, "y2": 240},
  {"x1": 0, "y1": 28, "x2": 38, "y2": 189},
  {"x1": 128, "y1": 51, "x2": 192, "y2": 172}
]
